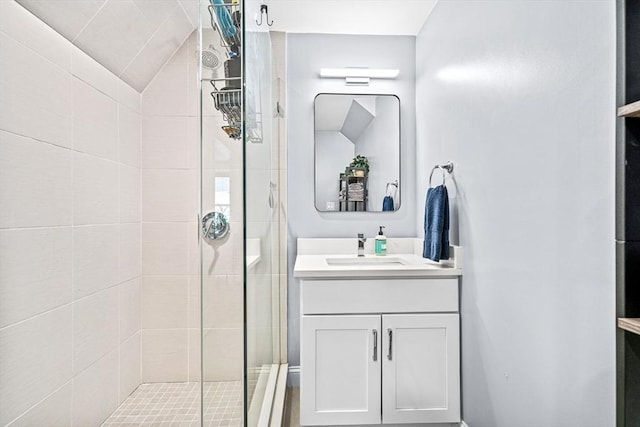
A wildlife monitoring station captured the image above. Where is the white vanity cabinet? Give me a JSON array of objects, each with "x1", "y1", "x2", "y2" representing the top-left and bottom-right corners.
[
  {"x1": 381, "y1": 313, "x2": 459, "y2": 425},
  {"x1": 299, "y1": 278, "x2": 461, "y2": 426},
  {"x1": 301, "y1": 315, "x2": 382, "y2": 426}
]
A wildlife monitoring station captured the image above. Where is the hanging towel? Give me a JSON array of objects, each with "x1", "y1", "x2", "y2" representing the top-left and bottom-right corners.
[
  {"x1": 382, "y1": 196, "x2": 394, "y2": 211},
  {"x1": 423, "y1": 184, "x2": 450, "y2": 261},
  {"x1": 211, "y1": 0, "x2": 237, "y2": 39}
]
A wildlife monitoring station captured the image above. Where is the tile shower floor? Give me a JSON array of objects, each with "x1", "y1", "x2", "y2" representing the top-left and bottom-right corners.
[{"x1": 102, "y1": 381, "x2": 243, "y2": 426}]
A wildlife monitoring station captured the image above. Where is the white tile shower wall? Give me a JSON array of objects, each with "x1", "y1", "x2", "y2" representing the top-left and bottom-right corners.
[
  {"x1": 140, "y1": 30, "x2": 243, "y2": 383},
  {"x1": 0, "y1": 29, "x2": 73, "y2": 149},
  {"x1": 0, "y1": 2, "x2": 141, "y2": 425},
  {"x1": 119, "y1": 332, "x2": 141, "y2": 402},
  {"x1": 0, "y1": 227, "x2": 72, "y2": 328},
  {"x1": 15, "y1": 0, "x2": 196, "y2": 91},
  {"x1": 72, "y1": 349, "x2": 120, "y2": 426},
  {"x1": 0, "y1": 131, "x2": 73, "y2": 228},
  {"x1": 7, "y1": 383, "x2": 73, "y2": 427}
]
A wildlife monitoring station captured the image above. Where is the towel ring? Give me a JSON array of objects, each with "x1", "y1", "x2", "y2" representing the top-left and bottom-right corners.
[
  {"x1": 429, "y1": 166, "x2": 446, "y2": 187},
  {"x1": 385, "y1": 180, "x2": 398, "y2": 197},
  {"x1": 428, "y1": 162, "x2": 453, "y2": 187}
]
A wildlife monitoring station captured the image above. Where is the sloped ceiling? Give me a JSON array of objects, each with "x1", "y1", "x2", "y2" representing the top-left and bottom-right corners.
[
  {"x1": 315, "y1": 96, "x2": 377, "y2": 136},
  {"x1": 17, "y1": 0, "x2": 198, "y2": 92},
  {"x1": 341, "y1": 100, "x2": 375, "y2": 143},
  {"x1": 315, "y1": 95, "x2": 353, "y2": 132},
  {"x1": 17, "y1": 0, "x2": 437, "y2": 92}
]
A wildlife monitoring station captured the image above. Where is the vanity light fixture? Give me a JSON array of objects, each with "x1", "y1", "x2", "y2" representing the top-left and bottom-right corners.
[{"x1": 319, "y1": 68, "x2": 400, "y2": 86}]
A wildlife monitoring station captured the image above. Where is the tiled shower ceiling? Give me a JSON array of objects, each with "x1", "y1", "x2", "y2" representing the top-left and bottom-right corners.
[{"x1": 16, "y1": 0, "x2": 198, "y2": 92}]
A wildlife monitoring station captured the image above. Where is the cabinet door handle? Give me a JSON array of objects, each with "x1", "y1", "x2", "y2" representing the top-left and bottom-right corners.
[
  {"x1": 372, "y1": 329, "x2": 378, "y2": 362},
  {"x1": 387, "y1": 329, "x2": 393, "y2": 360}
]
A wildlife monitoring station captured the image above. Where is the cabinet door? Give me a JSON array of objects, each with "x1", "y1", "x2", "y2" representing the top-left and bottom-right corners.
[
  {"x1": 382, "y1": 314, "x2": 460, "y2": 424},
  {"x1": 301, "y1": 315, "x2": 381, "y2": 426}
]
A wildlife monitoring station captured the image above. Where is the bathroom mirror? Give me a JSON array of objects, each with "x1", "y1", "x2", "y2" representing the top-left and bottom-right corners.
[{"x1": 314, "y1": 93, "x2": 400, "y2": 212}]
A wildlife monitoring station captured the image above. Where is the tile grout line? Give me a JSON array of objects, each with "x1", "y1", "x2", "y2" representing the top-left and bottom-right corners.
[
  {"x1": 4, "y1": 380, "x2": 73, "y2": 427},
  {"x1": 71, "y1": 84, "x2": 76, "y2": 425}
]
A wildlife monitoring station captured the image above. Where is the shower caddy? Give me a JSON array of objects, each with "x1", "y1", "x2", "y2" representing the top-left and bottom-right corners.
[
  {"x1": 206, "y1": 0, "x2": 264, "y2": 142},
  {"x1": 207, "y1": 0, "x2": 242, "y2": 139}
]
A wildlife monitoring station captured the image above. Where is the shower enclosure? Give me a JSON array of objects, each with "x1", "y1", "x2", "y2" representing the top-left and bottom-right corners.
[
  {"x1": 105, "y1": 1, "x2": 283, "y2": 422},
  {"x1": 0, "y1": 0, "x2": 283, "y2": 425},
  {"x1": 199, "y1": 0, "x2": 284, "y2": 425},
  {"x1": 106, "y1": 0, "x2": 283, "y2": 424}
]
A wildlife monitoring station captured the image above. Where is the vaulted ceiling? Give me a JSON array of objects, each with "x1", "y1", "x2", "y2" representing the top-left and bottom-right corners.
[{"x1": 17, "y1": 0, "x2": 198, "y2": 92}]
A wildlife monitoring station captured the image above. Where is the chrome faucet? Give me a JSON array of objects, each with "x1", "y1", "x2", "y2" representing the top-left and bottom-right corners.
[{"x1": 357, "y1": 233, "x2": 367, "y2": 257}]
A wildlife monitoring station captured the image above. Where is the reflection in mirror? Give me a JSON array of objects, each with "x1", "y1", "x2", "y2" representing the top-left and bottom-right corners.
[{"x1": 314, "y1": 94, "x2": 400, "y2": 212}]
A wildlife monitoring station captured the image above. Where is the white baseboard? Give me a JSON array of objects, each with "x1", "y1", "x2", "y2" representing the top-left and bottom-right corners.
[{"x1": 287, "y1": 365, "x2": 300, "y2": 387}]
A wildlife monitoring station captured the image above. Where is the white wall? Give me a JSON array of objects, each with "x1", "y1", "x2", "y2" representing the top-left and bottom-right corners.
[
  {"x1": 415, "y1": 1, "x2": 615, "y2": 425},
  {"x1": 0, "y1": 1, "x2": 141, "y2": 425},
  {"x1": 287, "y1": 33, "x2": 416, "y2": 368},
  {"x1": 315, "y1": 131, "x2": 354, "y2": 210},
  {"x1": 356, "y1": 96, "x2": 401, "y2": 211}
]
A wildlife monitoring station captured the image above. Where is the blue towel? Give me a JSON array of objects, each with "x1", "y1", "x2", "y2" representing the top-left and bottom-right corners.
[
  {"x1": 211, "y1": 0, "x2": 236, "y2": 38},
  {"x1": 382, "y1": 196, "x2": 394, "y2": 211},
  {"x1": 423, "y1": 184, "x2": 450, "y2": 262}
]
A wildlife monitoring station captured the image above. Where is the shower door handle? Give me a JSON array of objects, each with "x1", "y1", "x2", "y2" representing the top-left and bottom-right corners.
[{"x1": 268, "y1": 181, "x2": 276, "y2": 209}]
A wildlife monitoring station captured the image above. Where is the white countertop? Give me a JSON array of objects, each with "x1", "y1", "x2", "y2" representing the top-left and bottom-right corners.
[{"x1": 293, "y1": 238, "x2": 462, "y2": 279}]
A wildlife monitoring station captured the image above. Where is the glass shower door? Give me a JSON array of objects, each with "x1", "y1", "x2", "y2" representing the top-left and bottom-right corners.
[
  {"x1": 199, "y1": 0, "x2": 281, "y2": 425},
  {"x1": 198, "y1": 0, "x2": 245, "y2": 425},
  {"x1": 243, "y1": 0, "x2": 281, "y2": 424}
]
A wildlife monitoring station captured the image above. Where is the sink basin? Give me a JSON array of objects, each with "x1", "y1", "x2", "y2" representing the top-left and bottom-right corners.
[{"x1": 326, "y1": 257, "x2": 407, "y2": 266}]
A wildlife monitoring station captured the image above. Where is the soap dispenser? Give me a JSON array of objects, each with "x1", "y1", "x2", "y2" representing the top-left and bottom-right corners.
[{"x1": 375, "y1": 226, "x2": 387, "y2": 256}]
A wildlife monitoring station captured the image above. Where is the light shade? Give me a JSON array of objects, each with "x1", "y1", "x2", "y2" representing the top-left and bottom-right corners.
[{"x1": 319, "y1": 68, "x2": 400, "y2": 79}]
